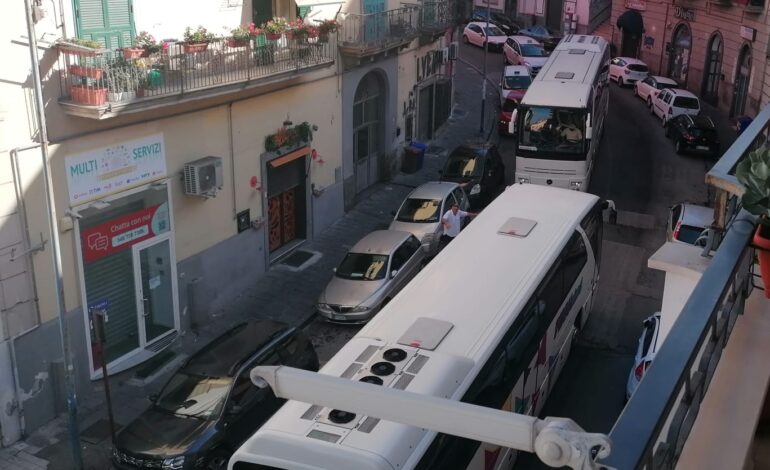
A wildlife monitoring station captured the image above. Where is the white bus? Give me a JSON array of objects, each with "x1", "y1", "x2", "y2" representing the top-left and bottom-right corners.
[
  {"x1": 230, "y1": 184, "x2": 611, "y2": 470},
  {"x1": 514, "y1": 35, "x2": 610, "y2": 192}
]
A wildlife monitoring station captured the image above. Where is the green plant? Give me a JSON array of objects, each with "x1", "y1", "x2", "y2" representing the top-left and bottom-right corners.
[
  {"x1": 230, "y1": 25, "x2": 253, "y2": 41},
  {"x1": 264, "y1": 122, "x2": 313, "y2": 152},
  {"x1": 317, "y1": 19, "x2": 341, "y2": 34},
  {"x1": 64, "y1": 37, "x2": 102, "y2": 49},
  {"x1": 262, "y1": 17, "x2": 289, "y2": 35},
  {"x1": 184, "y1": 26, "x2": 217, "y2": 43},
  {"x1": 736, "y1": 146, "x2": 770, "y2": 224},
  {"x1": 289, "y1": 18, "x2": 318, "y2": 38},
  {"x1": 134, "y1": 31, "x2": 162, "y2": 53}
]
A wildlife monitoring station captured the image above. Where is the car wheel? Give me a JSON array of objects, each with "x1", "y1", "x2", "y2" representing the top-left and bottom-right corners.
[
  {"x1": 675, "y1": 139, "x2": 684, "y2": 154},
  {"x1": 206, "y1": 450, "x2": 232, "y2": 470},
  {"x1": 618, "y1": 77, "x2": 624, "y2": 87},
  {"x1": 463, "y1": 34, "x2": 469, "y2": 44},
  {"x1": 661, "y1": 116, "x2": 667, "y2": 128},
  {"x1": 646, "y1": 97, "x2": 652, "y2": 108}
]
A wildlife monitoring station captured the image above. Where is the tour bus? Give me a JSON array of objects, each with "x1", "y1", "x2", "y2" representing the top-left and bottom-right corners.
[
  {"x1": 513, "y1": 35, "x2": 610, "y2": 192},
  {"x1": 230, "y1": 184, "x2": 610, "y2": 470}
]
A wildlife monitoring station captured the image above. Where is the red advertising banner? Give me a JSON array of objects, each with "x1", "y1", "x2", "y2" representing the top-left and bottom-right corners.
[{"x1": 81, "y1": 204, "x2": 168, "y2": 263}]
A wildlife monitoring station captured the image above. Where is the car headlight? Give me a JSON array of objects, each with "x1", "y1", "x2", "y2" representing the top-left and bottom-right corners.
[
  {"x1": 317, "y1": 303, "x2": 331, "y2": 311},
  {"x1": 351, "y1": 305, "x2": 371, "y2": 313},
  {"x1": 162, "y1": 456, "x2": 185, "y2": 470},
  {"x1": 569, "y1": 181, "x2": 582, "y2": 190},
  {"x1": 469, "y1": 184, "x2": 481, "y2": 195},
  {"x1": 518, "y1": 177, "x2": 530, "y2": 184}
]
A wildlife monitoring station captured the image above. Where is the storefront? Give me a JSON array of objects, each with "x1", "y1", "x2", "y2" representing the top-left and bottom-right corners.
[
  {"x1": 414, "y1": 47, "x2": 452, "y2": 141},
  {"x1": 65, "y1": 133, "x2": 178, "y2": 379},
  {"x1": 263, "y1": 145, "x2": 310, "y2": 259},
  {"x1": 701, "y1": 33, "x2": 723, "y2": 106}
]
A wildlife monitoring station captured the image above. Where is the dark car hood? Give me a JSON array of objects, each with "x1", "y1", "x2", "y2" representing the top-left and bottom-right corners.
[{"x1": 116, "y1": 407, "x2": 214, "y2": 457}]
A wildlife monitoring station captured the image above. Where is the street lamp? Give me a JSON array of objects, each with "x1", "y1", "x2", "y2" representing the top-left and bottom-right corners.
[{"x1": 479, "y1": 0, "x2": 491, "y2": 135}]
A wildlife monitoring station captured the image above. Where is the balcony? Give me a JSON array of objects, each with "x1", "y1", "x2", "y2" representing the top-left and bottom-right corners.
[
  {"x1": 600, "y1": 107, "x2": 770, "y2": 469},
  {"x1": 746, "y1": 0, "x2": 765, "y2": 13},
  {"x1": 418, "y1": 0, "x2": 456, "y2": 44},
  {"x1": 57, "y1": 35, "x2": 336, "y2": 119},
  {"x1": 337, "y1": 6, "x2": 420, "y2": 59}
]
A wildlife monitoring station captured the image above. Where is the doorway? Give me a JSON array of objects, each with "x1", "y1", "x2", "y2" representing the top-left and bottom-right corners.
[
  {"x1": 353, "y1": 72, "x2": 384, "y2": 193},
  {"x1": 133, "y1": 236, "x2": 177, "y2": 345},
  {"x1": 668, "y1": 23, "x2": 691, "y2": 86},
  {"x1": 731, "y1": 45, "x2": 752, "y2": 117},
  {"x1": 266, "y1": 153, "x2": 307, "y2": 256},
  {"x1": 701, "y1": 33, "x2": 723, "y2": 106}
]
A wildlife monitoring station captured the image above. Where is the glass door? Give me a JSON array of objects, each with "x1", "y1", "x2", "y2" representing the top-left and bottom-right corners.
[{"x1": 133, "y1": 235, "x2": 177, "y2": 345}]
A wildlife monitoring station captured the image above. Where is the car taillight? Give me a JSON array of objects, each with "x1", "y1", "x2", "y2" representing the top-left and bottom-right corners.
[
  {"x1": 673, "y1": 221, "x2": 681, "y2": 240},
  {"x1": 634, "y1": 360, "x2": 652, "y2": 381},
  {"x1": 683, "y1": 133, "x2": 695, "y2": 141}
]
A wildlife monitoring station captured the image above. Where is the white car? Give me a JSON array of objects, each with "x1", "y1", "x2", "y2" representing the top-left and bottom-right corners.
[
  {"x1": 634, "y1": 75, "x2": 678, "y2": 107},
  {"x1": 609, "y1": 57, "x2": 649, "y2": 87},
  {"x1": 651, "y1": 88, "x2": 701, "y2": 127},
  {"x1": 667, "y1": 203, "x2": 712, "y2": 246},
  {"x1": 502, "y1": 35, "x2": 549, "y2": 76},
  {"x1": 499, "y1": 65, "x2": 531, "y2": 106},
  {"x1": 462, "y1": 21, "x2": 508, "y2": 51},
  {"x1": 626, "y1": 312, "x2": 661, "y2": 400}
]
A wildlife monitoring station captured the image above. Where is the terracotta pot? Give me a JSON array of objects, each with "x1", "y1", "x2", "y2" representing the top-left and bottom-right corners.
[
  {"x1": 265, "y1": 32, "x2": 282, "y2": 41},
  {"x1": 754, "y1": 224, "x2": 770, "y2": 298},
  {"x1": 183, "y1": 42, "x2": 209, "y2": 53},
  {"x1": 68, "y1": 65, "x2": 104, "y2": 80},
  {"x1": 122, "y1": 47, "x2": 145, "y2": 59},
  {"x1": 226, "y1": 38, "x2": 250, "y2": 48},
  {"x1": 58, "y1": 44, "x2": 101, "y2": 57},
  {"x1": 70, "y1": 85, "x2": 108, "y2": 106}
]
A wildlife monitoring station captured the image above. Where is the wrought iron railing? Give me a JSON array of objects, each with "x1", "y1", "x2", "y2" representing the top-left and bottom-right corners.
[
  {"x1": 57, "y1": 35, "x2": 336, "y2": 109},
  {"x1": 420, "y1": 0, "x2": 455, "y2": 31},
  {"x1": 600, "y1": 107, "x2": 770, "y2": 469},
  {"x1": 338, "y1": 6, "x2": 420, "y2": 51}
]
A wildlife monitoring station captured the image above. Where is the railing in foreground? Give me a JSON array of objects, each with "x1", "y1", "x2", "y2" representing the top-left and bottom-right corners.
[
  {"x1": 599, "y1": 107, "x2": 770, "y2": 469},
  {"x1": 338, "y1": 6, "x2": 420, "y2": 50}
]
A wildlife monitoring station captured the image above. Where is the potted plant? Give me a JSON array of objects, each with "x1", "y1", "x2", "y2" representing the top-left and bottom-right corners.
[
  {"x1": 69, "y1": 79, "x2": 108, "y2": 105},
  {"x1": 287, "y1": 18, "x2": 318, "y2": 42},
  {"x1": 56, "y1": 37, "x2": 103, "y2": 57},
  {"x1": 736, "y1": 146, "x2": 770, "y2": 297},
  {"x1": 183, "y1": 26, "x2": 216, "y2": 53},
  {"x1": 317, "y1": 19, "x2": 340, "y2": 43},
  {"x1": 68, "y1": 64, "x2": 104, "y2": 80},
  {"x1": 227, "y1": 25, "x2": 253, "y2": 47},
  {"x1": 262, "y1": 17, "x2": 288, "y2": 41},
  {"x1": 131, "y1": 31, "x2": 162, "y2": 57}
]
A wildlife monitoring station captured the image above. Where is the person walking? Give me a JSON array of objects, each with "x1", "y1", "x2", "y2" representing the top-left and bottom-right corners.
[{"x1": 439, "y1": 203, "x2": 477, "y2": 252}]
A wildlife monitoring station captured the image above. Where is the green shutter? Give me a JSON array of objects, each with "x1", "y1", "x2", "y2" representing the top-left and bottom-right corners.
[
  {"x1": 299, "y1": 5, "x2": 311, "y2": 18},
  {"x1": 74, "y1": 0, "x2": 135, "y2": 49}
]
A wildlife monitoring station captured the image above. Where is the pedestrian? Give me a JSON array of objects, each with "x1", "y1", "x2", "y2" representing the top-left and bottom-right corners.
[{"x1": 439, "y1": 203, "x2": 477, "y2": 252}]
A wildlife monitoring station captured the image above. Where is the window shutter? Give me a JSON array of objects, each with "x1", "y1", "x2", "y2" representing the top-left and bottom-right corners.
[{"x1": 75, "y1": 0, "x2": 135, "y2": 49}]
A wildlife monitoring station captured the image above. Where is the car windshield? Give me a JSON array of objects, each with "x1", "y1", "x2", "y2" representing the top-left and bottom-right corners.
[
  {"x1": 677, "y1": 225, "x2": 705, "y2": 244},
  {"x1": 521, "y1": 44, "x2": 547, "y2": 57},
  {"x1": 444, "y1": 152, "x2": 482, "y2": 177},
  {"x1": 484, "y1": 26, "x2": 504, "y2": 36},
  {"x1": 627, "y1": 64, "x2": 648, "y2": 72},
  {"x1": 674, "y1": 97, "x2": 699, "y2": 109},
  {"x1": 503, "y1": 75, "x2": 531, "y2": 90},
  {"x1": 396, "y1": 198, "x2": 441, "y2": 223},
  {"x1": 336, "y1": 253, "x2": 388, "y2": 280},
  {"x1": 519, "y1": 106, "x2": 585, "y2": 158},
  {"x1": 156, "y1": 372, "x2": 232, "y2": 420}
]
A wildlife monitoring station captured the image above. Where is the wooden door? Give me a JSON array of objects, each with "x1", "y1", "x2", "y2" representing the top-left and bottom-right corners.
[{"x1": 268, "y1": 188, "x2": 298, "y2": 252}]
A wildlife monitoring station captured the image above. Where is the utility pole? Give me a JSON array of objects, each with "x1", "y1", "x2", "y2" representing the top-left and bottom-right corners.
[
  {"x1": 479, "y1": 0, "x2": 491, "y2": 135},
  {"x1": 23, "y1": 0, "x2": 83, "y2": 468}
]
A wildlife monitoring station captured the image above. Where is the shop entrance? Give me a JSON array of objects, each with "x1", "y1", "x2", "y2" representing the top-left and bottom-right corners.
[
  {"x1": 266, "y1": 151, "x2": 307, "y2": 257},
  {"x1": 134, "y1": 236, "x2": 176, "y2": 343},
  {"x1": 668, "y1": 23, "x2": 691, "y2": 86}
]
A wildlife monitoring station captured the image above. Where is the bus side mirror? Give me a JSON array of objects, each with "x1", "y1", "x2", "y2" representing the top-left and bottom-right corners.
[
  {"x1": 509, "y1": 109, "x2": 518, "y2": 135},
  {"x1": 602, "y1": 200, "x2": 617, "y2": 225},
  {"x1": 585, "y1": 114, "x2": 593, "y2": 140}
]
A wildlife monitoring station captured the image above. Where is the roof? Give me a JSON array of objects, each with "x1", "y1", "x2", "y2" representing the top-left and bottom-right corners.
[
  {"x1": 650, "y1": 75, "x2": 677, "y2": 85},
  {"x1": 680, "y1": 204, "x2": 713, "y2": 227},
  {"x1": 521, "y1": 82, "x2": 593, "y2": 107},
  {"x1": 668, "y1": 88, "x2": 697, "y2": 98},
  {"x1": 350, "y1": 230, "x2": 413, "y2": 255},
  {"x1": 615, "y1": 56, "x2": 646, "y2": 65},
  {"x1": 183, "y1": 320, "x2": 292, "y2": 377},
  {"x1": 555, "y1": 34, "x2": 607, "y2": 53},
  {"x1": 406, "y1": 181, "x2": 459, "y2": 200},
  {"x1": 509, "y1": 35, "x2": 539, "y2": 44},
  {"x1": 504, "y1": 65, "x2": 530, "y2": 75}
]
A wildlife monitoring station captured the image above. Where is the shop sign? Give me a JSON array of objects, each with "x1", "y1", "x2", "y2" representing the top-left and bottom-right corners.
[
  {"x1": 65, "y1": 133, "x2": 166, "y2": 205},
  {"x1": 625, "y1": 0, "x2": 645, "y2": 10},
  {"x1": 673, "y1": 6, "x2": 695, "y2": 21},
  {"x1": 81, "y1": 203, "x2": 169, "y2": 263},
  {"x1": 417, "y1": 49, "x2": 447, "y2": 82},
  {"x1": 741, "y1": 26, "x2": 756, "y2": 42}
]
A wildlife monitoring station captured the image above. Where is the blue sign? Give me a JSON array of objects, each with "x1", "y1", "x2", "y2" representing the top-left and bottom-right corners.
[{"x1": 89, "y1": 298, "x2": 110, "y2": 313}]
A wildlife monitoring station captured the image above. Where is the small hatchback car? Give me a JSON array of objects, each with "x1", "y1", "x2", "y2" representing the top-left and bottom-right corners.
[
  {"x1": 665, "y1": 114, "x2": 721, "y2": 157},
  {"x1": 112, "y1": 320, "x2": 319, "y2": 470},
  {"x1": 609, "y1": 57, "x2": 649, "y2": 87},
  {"x1": 667, "y1": 203, "x2": 712, "y2": 246},
  {"x1": 440, "y1": 143, "x2": 506, "y2": 209}
]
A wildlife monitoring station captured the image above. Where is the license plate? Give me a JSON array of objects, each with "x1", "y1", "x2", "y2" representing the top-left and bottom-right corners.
[
  {"x1": 696, "y1": 145, "x2": 709, "y2": 150},
  {"x1": 332, "y1": 313, "x2": 348, "y2": 321}
]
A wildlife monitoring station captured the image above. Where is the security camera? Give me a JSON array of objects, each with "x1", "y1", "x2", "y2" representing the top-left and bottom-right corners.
[{"x1": 66, "y1": 209, "x2": 82, "y2": 220}]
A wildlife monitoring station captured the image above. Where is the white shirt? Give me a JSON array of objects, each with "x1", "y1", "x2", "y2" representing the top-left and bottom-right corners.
[{"x1": 442, "y1": 209, "x2": 468, "y2": 238}]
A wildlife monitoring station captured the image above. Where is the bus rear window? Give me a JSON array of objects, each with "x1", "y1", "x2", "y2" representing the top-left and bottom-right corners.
[{"x1": 674, "y1": 97, "x2": 699, "y2": 109}]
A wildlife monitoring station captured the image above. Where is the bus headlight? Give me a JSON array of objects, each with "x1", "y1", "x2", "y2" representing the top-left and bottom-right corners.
[
  {"x1": 469, "y1": 184, "x2": 481, "y2": 195},
  {"x1": 518, "y1": 177, "x2": 530, "y2": 184},
  {"x1": 570, "y1": 181, "x2": 582, "y2": 190}
]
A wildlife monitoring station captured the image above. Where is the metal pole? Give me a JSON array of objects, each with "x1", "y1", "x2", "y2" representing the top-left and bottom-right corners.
[
  {"x1": 93, "y1": 311, "x2": 116, "y2": 445},
  {"x1": 22, "y1": 1, "x2": 83, "y2": 468},
  {"x1": 479, "y1": 0, "x2": 491, "y2": 135}
]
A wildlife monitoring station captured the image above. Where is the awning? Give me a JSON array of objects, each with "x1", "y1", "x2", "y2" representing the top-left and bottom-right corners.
[
  {"x1": 294, "y1": 0, "x2": 343, "y2": 22},
  {"x1": 616, "y1": 9, "x2": 644, "y2": 36}
]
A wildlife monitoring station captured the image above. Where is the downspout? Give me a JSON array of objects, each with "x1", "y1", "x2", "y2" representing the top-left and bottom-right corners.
[
  {"x1": 658, "y1": 1, "x2": 670, "y2": 75},
  {"x1": 228, "y1": 103, "x2": 237, "y2": 219}
]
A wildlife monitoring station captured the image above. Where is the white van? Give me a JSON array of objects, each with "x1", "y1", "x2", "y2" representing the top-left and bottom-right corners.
[{"x1": 651, "y1": 88, "x2": 701, "y2": 127}]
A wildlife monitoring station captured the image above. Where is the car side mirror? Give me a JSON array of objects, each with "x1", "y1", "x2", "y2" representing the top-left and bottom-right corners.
[
  {"x1": 585, "y1": 114, "x2": 593, "y2": 140},
  {"x1": 148, "y1": 393, "x2": 158, "y2": 403},
  {"x1": 391, "y1": 269, "x2": 398, "y2": 278}
]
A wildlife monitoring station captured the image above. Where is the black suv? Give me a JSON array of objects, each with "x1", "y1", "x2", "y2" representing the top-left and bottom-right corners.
[
  {"x1": 440, "y1": 143, "x2": 506, "y2": 209},
  {"x1": 112, "y1": 320, "x2": 318, "y2": 470}
]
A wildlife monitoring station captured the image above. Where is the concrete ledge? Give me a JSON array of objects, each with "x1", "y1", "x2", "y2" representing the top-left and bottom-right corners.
[{"x1": 648, "y1": 241, "x2": 712, "y2": 280}]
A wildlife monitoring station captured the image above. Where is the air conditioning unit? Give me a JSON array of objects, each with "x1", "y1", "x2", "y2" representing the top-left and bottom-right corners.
[
  {"x1": 183, "y1": 156, "x2": 223, "y2": 198},
  {"x1": 448, "y1": 42, "x2": 458, "y2": 61}
]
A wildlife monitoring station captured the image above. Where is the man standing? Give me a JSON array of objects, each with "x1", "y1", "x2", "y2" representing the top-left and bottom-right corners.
[{"x1": 439, "y1": 203, "x2": 477, "y2": 252}]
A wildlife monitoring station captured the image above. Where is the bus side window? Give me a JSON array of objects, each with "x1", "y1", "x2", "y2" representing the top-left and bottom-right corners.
[
  {"x1": 536, "y1": 261, "x2": 564, "y2": 329},
  {"x1": 581, "y1": 205, "x2": 603, "y2": 265},
  {"x1": 563, "y1": 232, "x2": 588, "y2": 290}
]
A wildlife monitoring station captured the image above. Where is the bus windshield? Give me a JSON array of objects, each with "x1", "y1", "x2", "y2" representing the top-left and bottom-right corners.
[{"x1": 518, "y1": 106, "x2": 586, "y2": 159}]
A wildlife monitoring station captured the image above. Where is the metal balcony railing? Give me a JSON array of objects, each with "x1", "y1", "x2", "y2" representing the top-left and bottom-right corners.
[
  {"x1": 57, "y1": 34, "x2": 336, "y2": 116},
  {"x1": 600, "y1": 107, "x2": 770, "y2": 469},
  {"x1": 338, "y1": 6, "x2": 420, "y2": 55},
  {"x1": 419, "y1": 0, "x2": 455, "y2": 32}
]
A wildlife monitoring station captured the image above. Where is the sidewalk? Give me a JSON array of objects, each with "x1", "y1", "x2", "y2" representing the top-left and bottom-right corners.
[{"x1": 0, "y1": 49, "x2": 499, "y2": 470}]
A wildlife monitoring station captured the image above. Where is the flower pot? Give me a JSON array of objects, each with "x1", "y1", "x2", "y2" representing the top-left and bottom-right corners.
[
  {"x1": 265, "y1": 32, "x2": 282, "y2": 41},
  {"x1": 227, "y1": 38, "x2": 250, "y2": 48},
  {"x1": 183, "y1": 42, "x2": 209, "y2": 53},
  {"x1": 123, "y1": 47, "x2": 145, "y2": 59},
  {"x1": 68, "y1": 65, "x2": 104, "y2": 80},
  {"x1": 108, "y1": 91, "x2": 124, "y2": 102},
  {"x1": 754, "y1": 224, "x2": 770, "y2": 298},
  {"x1": 70, "y1": 85, "x2": 108, "y2": 105},
  {"x1": 58, "y1": 43, "x2": 101, "y2": 57}
]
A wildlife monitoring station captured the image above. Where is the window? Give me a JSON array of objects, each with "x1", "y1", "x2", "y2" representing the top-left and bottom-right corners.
[
  {"x1": 627, "y1": 64, "x2": 649, "y2": 73},
  {"x1": 396, "y1": 198, "x2": 442, "y2": 223},
  {"x1": 562, "y1": 232, "x2": 588, "y2": 290},
  {"x1": 642, "y1": 319, "x2": 657, "y2": 355},
  {"x1": 452, "y1": 188, "x2": 467, "y2": 208},
  {"x1": 670, "y1": 204, "x2": 682, "y2": 231},
  {"x1": 405, "y1": 235, "x2": 422, "y2": 253},
  {"x1": 336, "y1": 253, "x2": 388, "y2": 280},
  {"x1": 673, "y1": 97, "x2": 699, "y2": 109},
  {"x1": 581, "y1": 203, "x2": 603, "y2": 265},
  {"x1": 643, "y1": 77, "x2": 653, "y2": 86},
  {"x1": 391, "y1": 240, "x2": 419, "y2": 271}
]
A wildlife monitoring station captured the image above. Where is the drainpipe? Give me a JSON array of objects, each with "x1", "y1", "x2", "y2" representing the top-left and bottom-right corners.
[
  {"x1": 658, "y1": 1, "x2": 670, "y2": 76},
  {"x1": 227, "y1": 103, "x2": 237, "y2": 219},
  {"x1": 23, "y1": 0, "x2": 83, "y2": 468}
]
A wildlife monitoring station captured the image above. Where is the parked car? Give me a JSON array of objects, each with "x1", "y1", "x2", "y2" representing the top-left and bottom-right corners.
[
  {"x1": 317, "y1": 230, "x2": 426, "y2": 323},
  {"x1": 503, "y1": 36, "x2": 549, "y2": 76},
  {"x1": 651, "y1": 88, "x2": 701, "y2": 127},
  {"x1": 112, "y1": 320, "x2": 319, "y2": 470},
  {"x1": 499, "y1": 64, "x2": 532, "y2": 105},
  {"x1": 609, "y1": 57, "x2": 649, "y2": 87},
  {"x1": 439, "y1": 143, "x2": 506, "y2": 209},
  {"x1": 389, "y1": 181, "x2": 471, "y2": 256},
  {"x1": 517, "y1": 25, "x2": 561, "y2": 50},
  {"x1": 471, "y1": 9, "x2": 520, "y2": 36},
  {"x1": 634, "y1": 75, "x2": 678, "y2": 107},
  {"x1": 667, "y1": 203, "x2": 712, "y2": 246},
  {"x1": 626, "y1": 312, "x2": 661, "y2": 400},
  {"x1": 499, "y1": 98, "x2": 519, "y2": 136},
  {"x1": 463, "y1": 21, "x2": 508, "y2": 51},
  {"x1": 665, "y1": 114, "x2": 721, "y2": 157}
]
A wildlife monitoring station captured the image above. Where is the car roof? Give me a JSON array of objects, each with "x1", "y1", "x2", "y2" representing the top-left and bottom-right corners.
[
  {"x1": 679, "y1": 203, "x2": 713, "y2": 227},
  {"x1": 468, "y1": 21, "x2": 503, "y2": 29},
  {"x1": 615, "y1": 56, "x2": 646, "y2": 65},
  {"x1": 183, "y1": 320, "x2": 293, "y2": 377},
  {"x1": 668, "y1": 88, "x2": 698, "y2": 98},
  {"x1": 406, "y1": 181, "x2": 460, "y2": 200},
  {"x1": 509, "y1": 35, "x2": 539, "y2": 44},
  {"x1": 650, "y1": 75, "x2": 677, "y2": 85},
  {"x1": 350, "y1": 230, "x2": 413, "y2": 255},
  {"x1": 504, "y1": 65, "x2": 530, "y2": 75}
]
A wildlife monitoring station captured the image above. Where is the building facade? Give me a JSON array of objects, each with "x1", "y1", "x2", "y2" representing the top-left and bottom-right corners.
[
  {"x1": 0, "y1": 0, "x2": 456, "y2": 446},
  {"x1": 611, "y1": 0, "x2": 770, "y2": 117}
]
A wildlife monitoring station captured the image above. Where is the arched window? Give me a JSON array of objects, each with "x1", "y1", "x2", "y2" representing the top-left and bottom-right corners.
[
  {"x1": 668, "y1": 23, "x2": 691, "y2": 86},
  {"x1": 353, "y1": 72, "x2": 385, "y2": 192},
  {"x1": 732, "y1": 45, "x2": 753, "y2": 117},
  {"x1": 701, "y1": 33, "x2": 723, "y2": 105}
]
